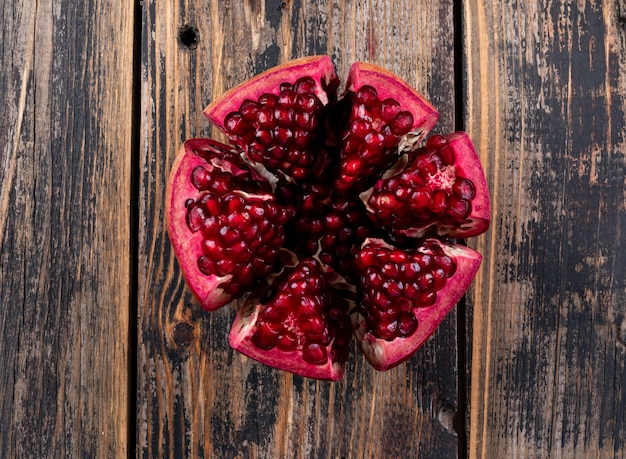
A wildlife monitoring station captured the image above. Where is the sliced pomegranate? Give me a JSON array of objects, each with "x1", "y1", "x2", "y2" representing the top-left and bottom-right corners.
[
  {"x1": 362, "y1": 132, "x2": 491, "y2": 239},
  {"x1": 204, "y1": 55, "x2": 339, "y2": 181},
  {"x1": 167, "y1": 57, "x2": 491, "y2": 380},
  {"x1": 331, "y1": 62, "x2": 439, "y2": 194},
  {"x1": 229, "y1": 257, "x2": 353, "y2": 381},
  {"x1": 166, "y1": 138, "x2": 292, "y2": 311},
  {"x1": 352, "y1": 237, "x2": 482, "y2": 371}
]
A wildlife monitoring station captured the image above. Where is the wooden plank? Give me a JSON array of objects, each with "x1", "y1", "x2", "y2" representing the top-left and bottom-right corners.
[
  {"x1": 463, "y1": 0, "x2": 626, "y2": 457},
  {"x1": 0, "y1": 1, "x2": 134, "y2": 457},
  {"x1": 136, "y1": 0, "x2": 462, "y2": 457}
]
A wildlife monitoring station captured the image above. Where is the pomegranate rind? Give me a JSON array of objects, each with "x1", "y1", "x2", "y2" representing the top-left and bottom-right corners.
[
  {"x1": 345, "y1": 62, "x2": 439, "y2": 142},
  {"x1": 203, "y1": 55, "x2": 338, "y2": 129},
  {"x1": 165, "y1": 138, "x2": 274, "y2": 311},
  {"x1": 352, "y1": 237, "x2": 482, "y2": 371},
  {"x1": 229, "y1": 301, "x2": 345, "y2": 382}
]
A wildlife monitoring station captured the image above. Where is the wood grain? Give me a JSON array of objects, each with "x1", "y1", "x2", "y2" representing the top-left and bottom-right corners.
[
  {"x1": 0, "y1": 1, "x2": 134, "y2": 457},
  {"x1": 463, "y1": 0, "x2": 626, "y2": 457},
  {"x1": 136, "y1": 0, "x2": 461, "y2": 457}
]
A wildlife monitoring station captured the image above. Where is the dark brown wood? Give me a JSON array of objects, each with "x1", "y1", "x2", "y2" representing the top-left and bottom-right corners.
[
  {"x1": 0, "y1": 1, "x2": 134, "y2": 457},
  {"x1": 2, "y1": 0, "x2": 625, "y2": 457},
  {"x1": 136, "y1": 0, "x2": 460, "y2": 457},
  {"x1": 463, "y1": 0, "x2": 626, "y2": 457}
]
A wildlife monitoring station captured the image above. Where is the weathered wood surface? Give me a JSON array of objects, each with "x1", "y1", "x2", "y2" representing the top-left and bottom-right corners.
[
  {"x1": 0, "y1": 0, "x2": 134, "y2": 458},
  {"x1": 464, "y1": 1, "x2": 626, "y2": 457},
  {"x1": 136, "y1": 0, "x2": 461, "y2": 457},
  {"x1": 2, "y1": 0, "x2": 626, "y2": 458}
]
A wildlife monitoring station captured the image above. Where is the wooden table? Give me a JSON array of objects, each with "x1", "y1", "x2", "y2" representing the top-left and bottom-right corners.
[{"x1": 1, "y1": 1, "x2": 625, "y2": 457}]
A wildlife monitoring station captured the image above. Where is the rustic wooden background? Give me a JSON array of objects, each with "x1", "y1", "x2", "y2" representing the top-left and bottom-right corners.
[{"x1": 1, "y1": 0, "x2": 625, "y2": 458}]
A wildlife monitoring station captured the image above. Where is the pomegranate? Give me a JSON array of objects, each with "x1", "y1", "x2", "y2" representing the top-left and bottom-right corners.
[
  {"x1": 331, "y1": 62, "x2": 439, "y2": 194},
  {"x1": 166, "y1": 56, "x2": 490, "y2": 379},
  {"x1": 352, "y1": 238, "x2": 481, "y2": 371},
  {"x1": 361, "y1": 132, "x2": 490, "y2": 240},
  {"x1": 204, "y1": 55, "x2": 340, "y2": 181},
  {"x1": 166, "y1": 138, "x2": 292, "y2": 310},
  {"x1": 229, "y1": 256, "x2": 353, "y2": 381}
]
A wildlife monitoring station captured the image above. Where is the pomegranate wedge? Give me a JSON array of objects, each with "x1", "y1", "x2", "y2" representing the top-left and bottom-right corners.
[
  {"x1": 352, "y1": 238, "x2": 482, "y2": 371},
  {"x1": 362, "y1": 131, "x2": 491, "y2": 239},
  {"x1": 166, "y1": 138, "x2": 292, "y2": 311}
]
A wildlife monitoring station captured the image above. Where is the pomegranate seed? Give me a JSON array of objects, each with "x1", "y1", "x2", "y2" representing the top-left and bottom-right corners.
[
  {"x1": 351, "y1": 119, "x2": 371, "y2": 137},
  {"x1": 439, "y1": 144, "x2": 456, "y2": 165},
  {"x1": 252, "y1": 322, "x2": 280, "y2": 350},
  {"x1": 378, "y1": 98, "x2": 400, "y2": 121},
  {"x1": 453, "y1": 178, "x2": 476, "y2": 200},
  {"x1": 302, "y1": 342, "x2": 328, "y2": 365},
  {"x1": 390, "y1": 111, "x2": 414, "y2": 135},
  {"x1": 202, "y1": 238, "x2": 220, "y2": 256},
  {"x1": 363, "y1": 131, "x2": 384, "y2": 150},
  {"x1": 274, "y1": 107, "x2": 294, "y2": 126},
  {"x1": 237, "y1": 265, "x2": 255, "y2": 284},
  {"x1": 294, "y1": 111, "x2": 312, "y2": 129},
  {"x1": 258, "y1": 93, "x2": 278, "y2": 107},
  {"x1": 256, "y1": 129, "x2": 273, "y2": 146},
  {"x1": 297, "y1": 93, "x2": 320, "y2": 112},
  {"x1": 275, "y1": 127, "x2": 292, "y2": 144},
  {"x1": 426, "y1": 134, "x2": 446, "y2": 147},
  {"x1": 300, "y1": 316, "x2": 326, "y2": 336},
  {"x1": 216, "y1": 258, "x2": 236, "y2": 276},
  {"x1": 417, "y1": 291, "x2": 437, "y2": 307},
  {"x1": 278, "y1": 89, "x2": 298, "y2": 107},
  {"x1": 256, "y1": 107, "x2": 275, "y2": 127},
  {"x1": 428, "y1": 190, "x2": 448, "y2": 213},
  {"x1": 186, "y1": 205, "x2": 206, "y2": 232},
  {"x1": 276, "y1": 332, "x2": 298, "y2": 352},
  {"x1": 375, "y1": 320, "x2": 398, "y2": 341},
  {"x1": 191, "y1": 166, "x2": 211, "y2": 190},
  {"x1": 294, "y1": 76, "x2": 316, "y2": 94},
  {"x1": 397, "y1": 313, "x2": 418, "y2": 337},
  {"x1": 293, "y1": 129, "x2": 310, "y2": 148},
  {"x1": 447, "y1": 197, "x2": 471, "y2": 219},
  {"x1": 224, "y1": 112, "x2": 246, "y2": 135},
  {"x1": 355, "y1": 85, "x2": 379, "y2": 108},
  {"x1": 384, "y1": 280, "x2": 403, "y2": 299},
  {"x1": 239, "y1": 99, "x2": 259, "y2": 121}
]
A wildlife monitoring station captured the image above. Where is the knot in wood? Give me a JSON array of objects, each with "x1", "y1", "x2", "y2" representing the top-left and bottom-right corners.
[{"x1": 172, "y1": 322, "x2": 195, "y2": 349}]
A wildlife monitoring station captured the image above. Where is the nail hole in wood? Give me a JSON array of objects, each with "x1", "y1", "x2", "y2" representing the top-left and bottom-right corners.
[
  {"x1": 437, "y1": 404, "x2": 457, "y2": 434},
  {"x1": 178, "y1": 24, "x2": 200, "y2": 50}
]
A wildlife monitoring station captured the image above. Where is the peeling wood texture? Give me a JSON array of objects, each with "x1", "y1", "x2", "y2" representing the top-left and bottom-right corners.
[
  {"x1": 464, "y1": 0, "x2": 626, "y2": 457},
  {"x1": 0, "y1": 0, "x2": 134, "y2": 457},
  {"x1": 1, "y1": 0, "x2": 626, "y2": 458},
  {"x1": 136, "y1": 1, "x2": 459, "y2": 458}
]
